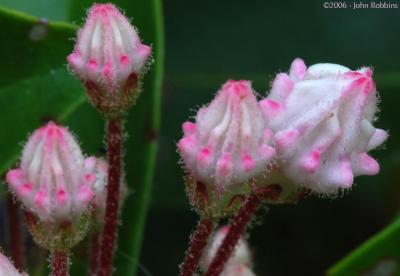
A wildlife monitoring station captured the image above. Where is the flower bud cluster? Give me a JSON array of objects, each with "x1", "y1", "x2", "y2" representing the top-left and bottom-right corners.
[{"x1": 178, "y1": 59, "x2": 388, "y2": 217}]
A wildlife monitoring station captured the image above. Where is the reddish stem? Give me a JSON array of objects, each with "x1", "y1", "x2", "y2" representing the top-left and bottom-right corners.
[
  {"x1": 6, "y1": 194, "x2": 24, "y2": 270},
  {"x1": 98, "y1": 117, "x2": 123, "y2": 276},
  {"x1": 89, "y1": 231, "x2": 101, "y2": 276},
  {"x1": 180, "y1": 218, "x2": 215, "y2": 276},
  {"x1": 205, "y1": 185, "x2": 282, "y2": 276},
  {"x1": 51, "y1": 251, "x2": 69, "y2": 276}
]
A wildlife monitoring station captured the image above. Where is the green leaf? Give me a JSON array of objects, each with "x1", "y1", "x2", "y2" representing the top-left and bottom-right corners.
[
  {"x1": 0, "y1": 0, "x2": 70, "y2": 21},
  {"x1": 0, "y1": 6, "x2": 92, "y2": 178},
  {"x1": 328, "y1": 215, "x2": 400, "y2": 276}
]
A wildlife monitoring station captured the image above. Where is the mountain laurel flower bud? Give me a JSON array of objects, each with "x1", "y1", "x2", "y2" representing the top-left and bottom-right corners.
[
  {"x1": 5, "y1": 122, "x2": 97, "y2": 250},
  {"x1": 0, "y1": 251, "x2": 27, "y2": 276},
  {"x1": 261, "y1": 58, "x2": 388, "y2": 194},
  {"x1": 202, "y1": 226, "x2": 255, "y2": 276},
  {"x1": 178, "y1": 80, "x2": 276, "y2": 217},
  {"x1": 67, "y1": 3, "x2": 152, "y2": 116}
]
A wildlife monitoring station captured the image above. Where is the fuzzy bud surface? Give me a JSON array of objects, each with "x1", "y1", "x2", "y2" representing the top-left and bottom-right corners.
[
  {"x1": 261, "y1": 58, "x2": 388, "y2": 193},
  {"x1": 67, "y1": 3, "x2": 152, "y2": 116},
  {"x1": 178, "y1": 80, "x2": 276, "y2": 216},
  {"x1": 6, "y1": 122, "x2": 97, "y2": 250}
]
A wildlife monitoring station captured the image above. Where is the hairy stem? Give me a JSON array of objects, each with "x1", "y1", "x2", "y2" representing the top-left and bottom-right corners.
[
  {"x1": 180, "y1": 218, "x2": 216, "y2": 276},
  {"x1": 6, "y1": 194, "x2": 24, "y2": 271},
  {"x1": 89, "y1": 231, "x2": 101, "y2": 275},
  {"x1": 205, "y1": 185, "x2": 282, "y2": 276},
  {"x1": 51, "y1": 251, "x2": 69, "y2": 276},
  {"x1": 98, "y1": 117, "x2": 123, "y2": 276}
]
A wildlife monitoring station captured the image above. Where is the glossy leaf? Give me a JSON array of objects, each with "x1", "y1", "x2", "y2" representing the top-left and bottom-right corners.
[{"x1": 328, "y1": 215, "x2": 400, "y2": 275}]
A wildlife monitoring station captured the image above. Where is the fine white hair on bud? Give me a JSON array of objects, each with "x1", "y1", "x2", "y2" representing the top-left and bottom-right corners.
[
  {"x1": 5, "y1": 122, "x2": 97, "y2": 250},
  {"x1": 178, "y1": 80, "x2": 276, "y2": 216},
  {"x1": 202, "y1": 226, "x2": 255, "y2": 276},
  {"x1": 0, "y1": 251, "x2": 27, "y2": 276},
  {"x1": 67, "y1": 3, "x2": 152, "y2": 115},
  {"x1": 261, "y1": 58, "x2": 388, "y2": 194},
  {"x1": 179, "y1": 80, "x2": 275, "y2": 189},
  {"x1": 6, "y1": 121, "x2": 96, "y2": 222}
]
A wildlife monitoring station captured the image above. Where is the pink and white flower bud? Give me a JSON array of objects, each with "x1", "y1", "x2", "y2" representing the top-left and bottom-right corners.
[
  {"x1": 178, "y1": 80, "x2": 276, "y2": 216},
  {"x1": 261, "y1": 58, "x2": 388, "y2": 194},
  {"x1": 5, "y1": 122, "x2": 97, "y2": 250},
  {"x1": 67, "y1": 3, "x2": 152, "y2": 116},
  {"x1": 0, "y1": 251, "x2": 27, "y2": 276},
  {"x1": 202, "y1": 226, "x2": 254, "y2": 276}
]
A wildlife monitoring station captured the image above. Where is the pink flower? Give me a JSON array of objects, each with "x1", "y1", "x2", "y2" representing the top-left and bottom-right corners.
[
  {"x1": 5, "y1": 122, "x2": 96, "y2": 249},
  {"x1": 0, "y1": 252, "x2": 27, "y2": 276},
  {"x1": 261, "y1": 58, "x2": 388, "y2": 193},
  {"x1": 178, "y1": 80, "x2": 275, "y2": 215},
  {"x1": 67, "y1": 3, "x2": 151, "y2": 115}
]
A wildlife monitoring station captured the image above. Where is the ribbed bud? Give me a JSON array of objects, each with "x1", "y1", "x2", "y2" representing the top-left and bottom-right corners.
[
  {"x1": 261, "y1": 58, "x2": 388, "y2": 194},
  {"x1": 178, "y1": 80, "x2": 276, "y2": 217},
  {"x1": 5, "y1": 122, "x2": 97, "y2": 250},
  {"x1": 67, "y1": 3, "x2": 152, "y2": 116}
]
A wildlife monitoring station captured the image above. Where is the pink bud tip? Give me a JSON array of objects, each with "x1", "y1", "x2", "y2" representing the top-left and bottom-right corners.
[
  {"x1": 260, "y1": 99, "x2": 282, "y2": 119},
  {"x1": 178, "y1": 80, "x2": 275, "y2": 193},
  {"x1": 241, "y1": 155, "x2": 255, "y2": 172},
  {"x1": 182, "y1": 121, "x2": 197, "y2": 135},
  {"x1": 67, "y1": 3, "x2": 152, "y2": 114},
  {"x1": 265, "y1": 59, "x2": 387, "y2": 194},
  {"x1": 300, "y1": 150, "x2": 321, "y2": 174},
  {"x1": 289, "y1": 58, "x2": 307, "y2": 80},
  {"x1": 56, "y1": 189, "x2": 68, "y2": 205},
  {"x1": 5, "y1": 122, "x2": 98, "y2": 222}
]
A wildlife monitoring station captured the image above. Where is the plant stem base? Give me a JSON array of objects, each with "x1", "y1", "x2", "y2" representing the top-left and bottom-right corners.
[{"x1": 205, "y1": 185, "x2": 282, "y2": 276}]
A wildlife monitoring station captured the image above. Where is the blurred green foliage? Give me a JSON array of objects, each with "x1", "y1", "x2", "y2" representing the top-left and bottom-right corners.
[{"x1": 0, "y1": 0, "x2": 399, "y2": 275}]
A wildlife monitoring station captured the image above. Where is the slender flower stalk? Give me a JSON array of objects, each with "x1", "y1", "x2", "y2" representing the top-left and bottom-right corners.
[
  {"x1": 89, "y1": 231, "x2": 101, "y2": 276},
  {"x1": 205, "y1": 185, "x2": 282, "y2": 276},
  {"x1": 6, "y1": 194, "x2": 23, "y2": 271},
  {"x1": 98, "y1": 117, "x2": 123, "y2": 276},
  {"x1": 51, "y1": 251, "x2": 69, "y2": 276},
  {"x1": 67, "y1": 4, "x2": 152, "y2": 274},
  {"x1": 180, "y1": 218, "x2": 216, "y2": 276}
]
